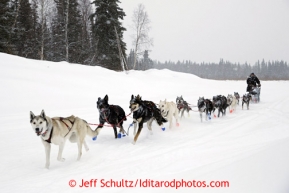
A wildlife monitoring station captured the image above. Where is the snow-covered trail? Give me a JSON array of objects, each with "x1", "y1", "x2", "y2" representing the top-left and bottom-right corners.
[{"x1": 0, "y1": 53, "x2": 289, "y2": 193}]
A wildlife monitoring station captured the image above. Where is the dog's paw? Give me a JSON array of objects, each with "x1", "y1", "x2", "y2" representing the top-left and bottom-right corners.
[
  {"x1": 45, "y1": 164, "x2": 50, "y2": 169},
  {"x1": 132, "y1": 141, "x2": 136, "y2": 145}
]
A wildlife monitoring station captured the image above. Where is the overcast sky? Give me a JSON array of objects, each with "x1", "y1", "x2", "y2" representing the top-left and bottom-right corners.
[{"x1": 120, "y1": 0, "x2": 289, "y2": 65}]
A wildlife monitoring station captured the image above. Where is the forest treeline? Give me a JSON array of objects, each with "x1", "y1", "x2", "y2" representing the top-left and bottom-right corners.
[
  {"x1": 151, "y1": 59, "x2": 289, "y2": 80},
  {"x1": 1, "y1": 0, "x2": 288, "y2": 80}
]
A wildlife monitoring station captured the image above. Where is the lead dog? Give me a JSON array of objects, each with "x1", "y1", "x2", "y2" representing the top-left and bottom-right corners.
[
  {"x1": 158, "y1": 99, "x2": 179, "y2": 129},
  {"x1": 30, "y1": 110, "x2": 100, "y2": 169}
]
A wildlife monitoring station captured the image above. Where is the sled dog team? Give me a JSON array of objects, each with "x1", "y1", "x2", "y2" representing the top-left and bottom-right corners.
[{"x1": 30, "y1": 92, "x2": 254, "y2": 168}]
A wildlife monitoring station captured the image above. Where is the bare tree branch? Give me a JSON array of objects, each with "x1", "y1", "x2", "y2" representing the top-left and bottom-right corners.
[{"x1": 131, "y1": 4, "x2": 153, "y2": 69}]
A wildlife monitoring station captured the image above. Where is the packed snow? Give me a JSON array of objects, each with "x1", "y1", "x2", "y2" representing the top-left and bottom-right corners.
[{"x1": 0, "y1": 53, "x2": 289, "y2": 193}]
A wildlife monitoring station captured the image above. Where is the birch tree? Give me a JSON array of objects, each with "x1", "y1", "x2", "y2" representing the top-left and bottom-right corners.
[
  {"x1": 131, "y1": 4, "x2": 153, "y2": 70},
  {"x1": 37, "y1": 0, "x2": 54, "y2": 60},
  {"x1": 78, "y1": 0, "x2": 93, "y2": 64}
]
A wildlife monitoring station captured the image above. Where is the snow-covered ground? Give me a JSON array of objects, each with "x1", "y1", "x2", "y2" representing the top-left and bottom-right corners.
[{"x1": 0, "y1": 53, "x2": 289, "y2": 193}]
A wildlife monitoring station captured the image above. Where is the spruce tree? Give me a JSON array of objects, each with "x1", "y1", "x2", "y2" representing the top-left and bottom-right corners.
[
  {"x1": 67, "y1": 0, "x2": 82, "y2": 63},
  {"x1": 0, "y1": 0, "x2": 13, "y2": 53},
  {"x1": 51, "y1": 0, "x2": 82, "y2": 63},
  {"x1": 91, "y1": 0, "x2": 127, "y2": 71},
  {"x1": 50, "y1": 0, "x2": 65, "y2": 61},
  {"x1": 14, "y1": 0, "x2": 35, "y2": 58},
  {"x1": 127, "y1": 49, "x2": 135, "y2": 70}
]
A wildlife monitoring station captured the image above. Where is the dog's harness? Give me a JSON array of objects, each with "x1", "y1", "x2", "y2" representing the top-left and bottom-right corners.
[
  {"x1": 95, "y1": 107, "x2": 131, "y2": 128},
  {"x1": 162, "y1": 111, "x2": 169, "y2": 118},
  {"x1": 59, "y1": 117, "x2": 75, "y2": 137},
  {"x1": 177, "y1": 103, "x2": 192, "y2": 111},
  {"x1": 44, "y1": 127, "x2": 54, "y2": 143},
  {"x1": 40, "y1": 126, "x2": 54, "y2": 143}
]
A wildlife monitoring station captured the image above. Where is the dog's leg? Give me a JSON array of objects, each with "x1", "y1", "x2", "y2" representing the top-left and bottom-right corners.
[
  {"x1": 199, "y1": 111, "x2": 202, "y2": 122},
  {"x1": 42, "y1": 141, "x2": 51, "y2": 169},
  {"x1": 77, "y1": 138, "x2": 84, "y2": 161},
  {"x1": 118, "y1": 122, "x2": 125, "y2": 134},
  {"x1": 242, "y1": 102, "x2": 244, "y2": 110},
  {"x1": 57, "y1": 142, "x2": 66, "y2": 162},
  {"x1": 83, "y1": 140, "x2": 89, "y2": 151},
  {"x1": 212, "y1": 108, "x2": 216, "y2": 118},
  {"x1": 169, "y1": 115, "x2": 173, "y2": 129},
  {"x1": 174, "y1": 111, "x2": 179, "y2": 126},
  {"x1": 113, "y1": 126, "x2": 117, "y2": 138},
  {"x1": 181, "y1": 109, "x2": 184, "y2": 119},
  {"x1": 133, "y1": 121, "x2": 143, "y2": 145},
  {"x1": 133, "y1": 120, "x2": 137, "y2": 136},
  {"x1": 147, "y1": 118, "x2": 154, "y2": 134}
]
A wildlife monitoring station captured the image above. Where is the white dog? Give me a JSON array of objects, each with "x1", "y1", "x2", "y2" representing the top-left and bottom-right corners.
[
  {"x1": 30, "y1": 110, "x2": 101, "y2": 169},
  {"x1": 159, "y1": 99, "x2": 179, "y2": 129},
  {"x1": 227, "y1": 94, "x2": 237, "y2": 113}
]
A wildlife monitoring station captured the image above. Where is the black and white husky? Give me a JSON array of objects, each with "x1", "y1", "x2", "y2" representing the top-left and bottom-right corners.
[
  {"x1": 197, "y1": 97, "x2": 214, "y2": 122},
  {"x1": 129, "y1": 95, "x2": 167, "y2": 144},
  {"x1": 176, "y1": 96, "x2": 192, "y2": 118},
  {"x1": 96, "y1": 95, "x2": 127, "y2": 139},
  {"x1": 212, "y1": 95, "x2": 228, "y2": 117},
  {"x1": 242, "y1": 93, "x2": 252, "y2": 110}
]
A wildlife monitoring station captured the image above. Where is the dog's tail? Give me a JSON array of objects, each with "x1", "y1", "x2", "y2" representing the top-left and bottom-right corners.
[
  {"x1": 86, "y1": 124, "x2": 101, "y2": 137},
  {"x1": 154, "y1": 109, "x2": 167, "y2": 125},
  {"x1": 81, "y1": 119, "x2": 101, "y2": 137}
]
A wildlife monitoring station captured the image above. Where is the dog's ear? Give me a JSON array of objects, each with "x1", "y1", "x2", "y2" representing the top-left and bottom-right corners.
[
  {"x1": 131, "y1": 95, "x2": 134, "y2": 99},
  {"x1": 164, "y1": 99, "x2": 166, "y2": 103},
  {"x1": 104, "y1": 95, "x2": 108, "y2": 102},
  {"x1": 137, "y1": 95, "x2": 142, "y2": 100},
  {"x1": 40, "y1": 110, "x2": 46, "y2": 119},
  {"x1": 98, "y1": 97, "x2": 101, "y2": 101},
  {"x1": 30, "y1": 111, "x2": 35, "y2": 123}
]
